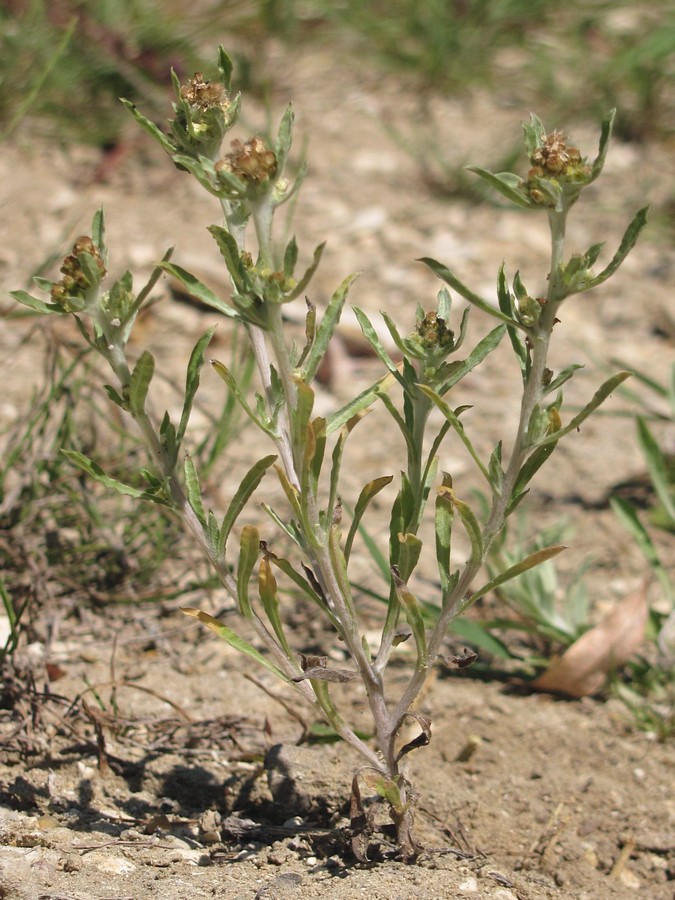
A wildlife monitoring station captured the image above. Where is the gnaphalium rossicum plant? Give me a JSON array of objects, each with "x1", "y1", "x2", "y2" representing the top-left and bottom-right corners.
[{"x1": 12, "y1": 48, "x2": 648, "y2": 860}]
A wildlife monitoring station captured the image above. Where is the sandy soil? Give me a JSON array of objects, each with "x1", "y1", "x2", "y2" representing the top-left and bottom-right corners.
[{"x1": 1, "y1": 32, "x2": 674, "y2": 900}]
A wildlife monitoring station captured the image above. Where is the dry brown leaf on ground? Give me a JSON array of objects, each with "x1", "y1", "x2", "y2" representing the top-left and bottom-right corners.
[{"x1": 532, "y1": 585, "x2": 649, "y2": 697}]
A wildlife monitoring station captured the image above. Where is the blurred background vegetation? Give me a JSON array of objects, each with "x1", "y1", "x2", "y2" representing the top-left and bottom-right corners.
[{"x1": 1, "y1": 0, "x2": 674, "y2": 147}]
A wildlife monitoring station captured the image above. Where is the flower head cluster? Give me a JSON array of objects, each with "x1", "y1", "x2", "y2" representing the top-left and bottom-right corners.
[
  {"x1": 180, "y1": 73, "x2": 230, "y2": 113},
  {"x1": 50, "y1": 236, "x2": 106, "y2": 311},
  {"x1": 524, "y1": 129, "x2": 592, "y2": 207},
  {"x1": 217, "y1": 137, "x2": 277, "y2": 185},
  {"x1": 413, "y1": 311, "x2": 455, "y2": 351}
]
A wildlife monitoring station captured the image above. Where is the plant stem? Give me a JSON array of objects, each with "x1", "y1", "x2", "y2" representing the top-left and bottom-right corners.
[{"x1": 389, "y1": 204, "x2": 570, "y2": 733}]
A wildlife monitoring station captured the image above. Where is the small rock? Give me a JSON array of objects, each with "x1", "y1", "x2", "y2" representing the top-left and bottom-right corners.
[
  {"x1": 458, "y1": 875, "x2": 478, "y2": 891},
  {"x1": 619, "y1": 869, "x2": 641, "y2": 888}
]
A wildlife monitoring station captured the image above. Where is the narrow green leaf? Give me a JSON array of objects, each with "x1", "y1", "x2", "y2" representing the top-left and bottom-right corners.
[
  {"x1": 435, "y1": 472, "x2": 454, "y2": 594},
  {"x1": 266, "y1": 552, "x2": 334, "y2": 620},
  {"x1": 544, "y1": 363, "x2": 583, "y2": 395},
  {"x1": 211, "y1": 360, "x2": 274, "y2": 435},
  {"x1": 465, "y1": 167, "x2": 534, "y2": 209},
  {"x1": 328, "y1": 525, "x2": 357, "y2": 620},
  {"x1": 10, "y1": 290, "x2": 63, "y2": 315},
  {"x1": 274, "y1": 464, "x2": 304, "y2": 524},
  {"x1": 275, "y1": 103, "x2": 294, "y2": 174},
  {"x1": 62, "y1": 450, "x2": 171, "y2": 506},
  {"x1": 103, "y1": 384, "x2": 128, "y2": 410},
  {"x1": 352, "y1": 307, "x2": 400, "y2": 376},
  {"x1": 217, "y1": 45, "x2": 234, "y2": 91},
  {"x1": 283, "y1": 235, "x2": 298, "y2": 278},
  {"x1": 129, "y1": 350, "x2": 155, "y2": 418},
  {"x1": 91, "y1": 208, "x2": 105, "y2": 253},
  {"x1": 236, "y1": 525, "x2": 259, "y2": 618},
  {"x1": 160, "y1": 261, "x2": 238, "y2": 318},
  {"x1": 468, "y1": 545, "x2": 567, "y2": 604},
  {"x1": 178, "y1": 328, "x2": 216, "y2": 448},
  {"x1": 439, "y1": 324, "x2": 507, "y2": 395},
  {"x1": 182, "y1": 607, "x2": 287, "y2": 680},
  {"x1": 121, "y1": 98, "x2": 175, "y2": 155},
  {"x1": 258, "y1": 556, "x2": 294, "y2": 658},
  {"x1": 522, "y1": 113, "x2": 546, "y2": 155},
  {"x1": 219, "y1": 455, "x2": 277, "y2": 553},
  {"x1": 183, "y1": 454, "x2": 206, "y2": 526},
  {"x1": 261, "y1": 503, "x2": 303, "y2": 547},
  {"x1": 292, "y1": 379, "x2": 315, "y2": 464},
  {"x1": 325, "y1": 370, "x2": 397, "y2": 435},
  {"x1": 344, "y1": 476, "x2": 394, "y2": 563},
  {"x1": 392, "y1": 569, "x2": 427, "y2": 661},
  {"x1": 590, "y1": 108, "x2": 616, "y2": 183},
  {"x1": 488, "y1": 442, "x2": 504, "y2": 495},
  {"x1": 418, "y1": 386, "x2": 490, "y2": 483},
  {"x1": 208, "y1": 225, "x2": 250, "y2": 293},
  {"x1": 511, "y1": 441, "x2": 558, "y2": 503},
  {"x1": 581, "y1": 207, "x2": 649, "y2": 291},
  {"x1": 287, "y1": 242, "x2": 326, "y2": 301},
  {"x1": 397, "y1": 532, "x2": 423, "y2": 581},
  {"x1": 159, "y1": 411, "x2": 178, "y2": 470},
  {"x1": 302, "y1": 273, "x2": 358, "y2": 383},
  {"x1": 422, "y1": 258, "x2": 522, "y2": 326},
  {"x1": 438, "y1": 485, "x2": 483, "y2": 564},
  {"x1": 535, "y1": 371, "x2": 632, "y2": 448}
]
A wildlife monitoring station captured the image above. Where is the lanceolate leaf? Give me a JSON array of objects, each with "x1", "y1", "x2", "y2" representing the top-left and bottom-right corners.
[
  {"x1": 183, "y1": 454, "x2": 206, "y2": 526},
  {"x1": 258, "y1": 556, "x2": 294, "y2": 658},
  {"x1": 468, "y1": 545, "x2": 567, "y2": 605},
  {"x1": 287, "y1": 242, "x2": 326, "y2": 301},
  {"x1": 579, "y1": 207, "x2": 648, "y2": 291},
  {"x1": 352, "y1": 307, "x2": 401, "y2": 377},
  {"x1": 421, "y1": 259, "x2": 522, "y2": 326},
  {"x1": 218, "y1": 455, "x2": 277, "y2": 554},
  {"x1": 10, "y1": 290, "x2": 64, "y2": 315},
  {"x1": 181, "y1": 608, "x2": 287, "y2": 680},
  {"x1": 511, "y1": 441, "x2": 558, "y2": 507},
  {"x1": 129, "y1": 350, "x2": 155, "y2": 418},
  {"x1": 590, "y1": 108, "x2": 616, "y2": 183},
  {"x1": 545, "y1": 363, "x2": 583, "y2": 395},
  {"x1": 211, "y1": 360, "x2": 275, "y2": 435},
  {"x1": 178, "y1": 328, "x2": 216, "y2": 448},
  {"x1": 160, "y1": 261, "x2": 238, "y2": 318},
  {"x1": 344, "y1": 476, "x2": 394, "y2": 563},
  {"x1": 236, "y1": 525, "x2": 260, "y2": 618},
  {"x1": 61, "y1": 451, "x2": 172, "y2": 507},
  {"x1": 438, "y1": 486, "x2": 483, "y2": 565},
  {"x1": 534, "y1": 371, "x2": 632, "y2": 448},
  {"x1": 418, "y1": 386, "x2": 490, "y2": 483},
  {"x1": 435, "y1": 473, "x2": 454, "y2": 594},
  {"x1": 465, "y1": 167, "x2": 533, "y2": 209},
  {"x1": 302, "y1": 274, "x2": 358, "y2": 383},
  {"x1": 121, "y1": 98, "x2": 175, "y2": 155},
  {"x1": 326, "y1": 370, "x2": 398, "y2": 435}
]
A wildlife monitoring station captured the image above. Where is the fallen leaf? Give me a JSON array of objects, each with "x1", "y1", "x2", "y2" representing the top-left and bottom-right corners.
[{"x1": 532, "y1": 585, "x2": 649, "y2": 697}]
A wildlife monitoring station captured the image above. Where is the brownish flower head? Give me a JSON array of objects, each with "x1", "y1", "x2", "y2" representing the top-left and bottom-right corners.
[
  {"x1": 530, "y1": 131, "x2": 589, "y2": 180},
  {"x1": 180, "y1": 73, "x2": 229, "y2": 112},
  {"x1": 219, "y1": 137, "x2": 277, "y2": 184}
]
